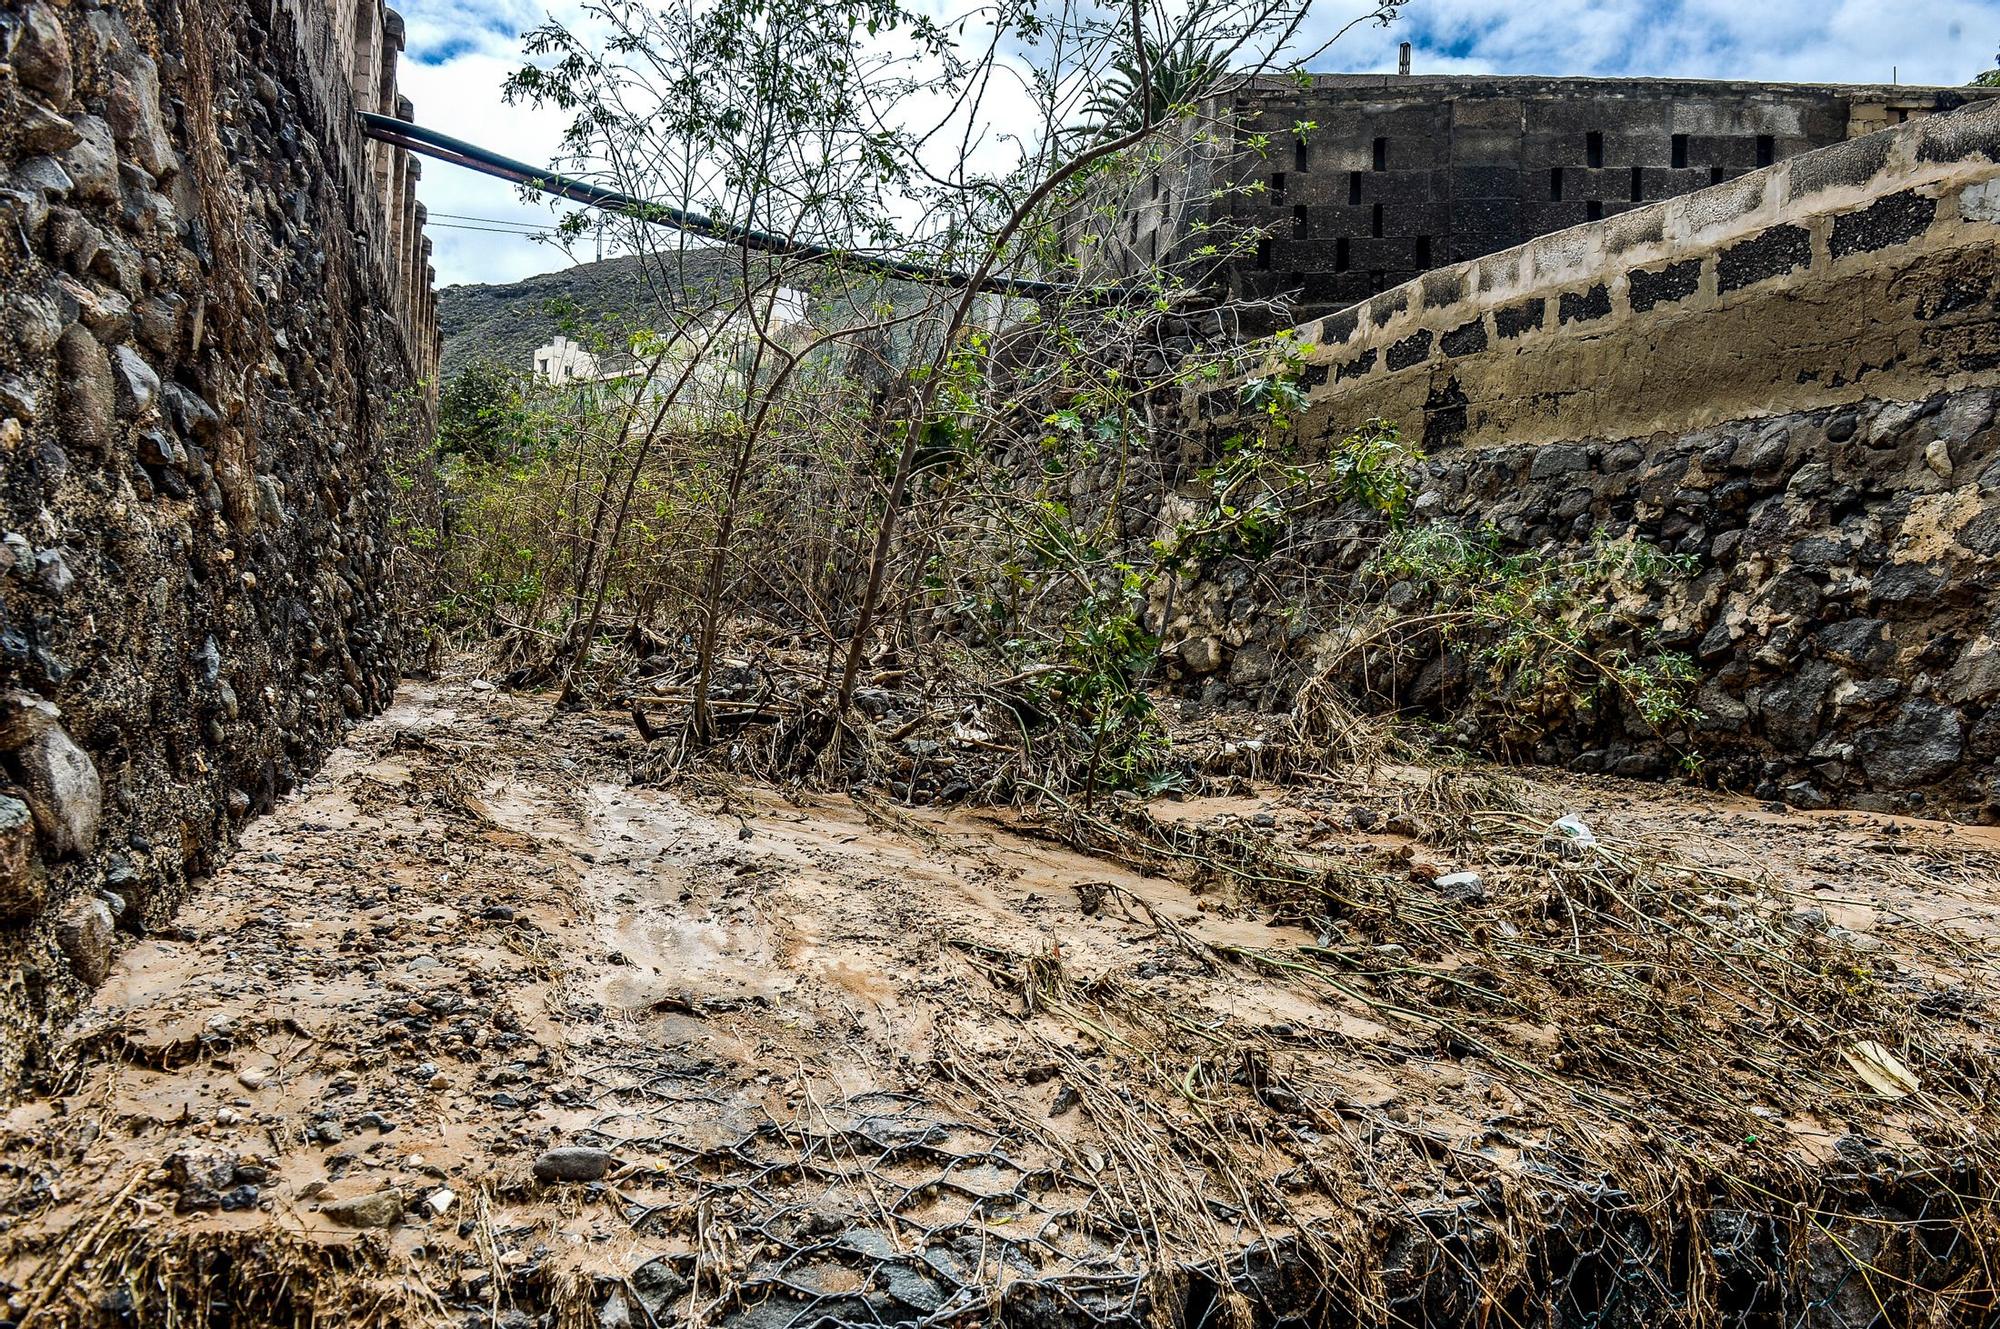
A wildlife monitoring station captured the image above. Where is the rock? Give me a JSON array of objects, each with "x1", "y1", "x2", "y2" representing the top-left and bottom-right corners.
[
  {"x1": 11, "y1": 152, "x2": 73, "y2": 204},
  {"x1": 1815, "y1": 619, "x2": 1892, "y2": 669},
  {"x1": 33, "y1": 548, "x2": 73, "y2": 598},
  {"x1": 1179, "y1": 636, "x2": 1224, "y2": 674},
  {"x1": 1944, "y1": 638, "x2": 2000, "y2": 705},
  {"x1": 104, "y1": 56, "x2": 175, "y2": 179},
  {"x1": 0, "y1": 186, "x2": 47, "y2": 247},
  {"x1": 0, "y1": 796, "x2": 44, "y2": 922},
  {"x1": 56, "y1": 326, "x2": 114, "y2": 452},
  {"x1": 17, "y1": 96, "x2": 81, "y2": 154},
  {"x1": 1433, "y1": 870, "x2": 1487, "y2": 903},
  {"x1": 320, "y1": 1189, "x2": 403, "y2": 1229},
  {"x1": 162, "y1": 382, "x2": 221, "y2": 439},
  {"x1": 1923, "y1": 439, "x2": 1953, "y2": 480},
  {"x1": 1528, "y1": 445, "x2": 1589, "y2": 480},
  {"x1": 168, "y1": 1144, "x2": 238, "y2": 1193},
  {"x1": 532, "y1": 1146, "x2": 614, "y2": 1183},
  {"x1": 1856, "y1": 700, "x2": 1964, "y2": 789},
  {"x1": 48, "y1": 207, "x2": 100, "y2": 273},
  {"x1": 3, "y1": 289, "x2": 65, "y2": 359},
  {"x1": 89, "y1": 232, "x2": 143, "y2": 297},
  {"x1": 14, "y1": 4, "x2": 74, "y2": 104},
  {"x1": 0, "y1": 375, "x2": 38, "y2": 422},
  {"x1": 256, "y1": 476, "x2": 288, "y2": 527},
  {"x1": 1782, "y1": 781, "x2": 1830, "y2": 810},
  {"x1": 5, "y1": 697, "x2": 102, "y2": 857},
  {"x1": 55, "y1": 896, "x2": 114, "y2": 984},
  {"x1": 109, "y1": 346, "x2": 159, "y2": 417},
  {"x1": 1756, "y1": 661, "x2": 1839, "y2": 751},
  {"x1": 134, "y1": 295, "x2": 180, "y2": 355},
  {"x1": 61, "y1": 115, "x2": 121, "y2": 205}
]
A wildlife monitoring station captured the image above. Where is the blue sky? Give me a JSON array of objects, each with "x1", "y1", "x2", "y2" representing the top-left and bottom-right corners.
[{"x1": 396, "y1": 0, "x2": 2000, "y2": 288}]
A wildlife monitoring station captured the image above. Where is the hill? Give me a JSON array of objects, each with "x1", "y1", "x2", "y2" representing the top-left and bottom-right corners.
[
  {"x1": 437, "y1": 250, "x2": 941, "y2": 383},
  {"x1": 435, "y1": 251, "x2": 750, "y2": 380}
]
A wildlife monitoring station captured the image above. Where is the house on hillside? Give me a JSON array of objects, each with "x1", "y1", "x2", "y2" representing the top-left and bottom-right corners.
[{"x1": 529, "y1": 287, "x2": 815, "y2": 411}]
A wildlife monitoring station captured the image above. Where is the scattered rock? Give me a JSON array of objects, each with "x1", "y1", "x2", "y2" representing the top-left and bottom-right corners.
[
  {"x1": 1434, "y1": 870, "x2": 1488, "y2": 904},
  {"x1": 55, "y1": 896, "x2": 115, "y2": 984},
  {"x1": 14, "y1": 4, "x2": 74, "y2": 104},
  {"x1": 4, "y1": 695, "x2": 102, "y2": 857},
  {"x1": 1856, "y1": 701, "x2": 1964, "y2": 789},
  {"x1": 56, "y1": 325, "x2": 115, "y2": 451},
  {"x1": 104, "y1": 55, "x2": 175, "y2": 179},
  {"x1": 60, "y1": 115, "x2": 120, "y2": 205},
  {"x1": 109, "y1": 345, "x2": 159, "y2": 417},
  {"x1": 532, "y1": 1146, "x2": 614, "y2": 1183},
  {"x1": 168, "y1": 1144, "x2": 238, "y2": 1192},
  {"x1": 3, "y1": 289, "x2": 65, "y2": 358},
  {"x1": 1179, "y1": 636, "x2": 1224, "y2": 674},
  {"x1": 0, "y1": 796, "x2": 45, "y2": 922},
  {"x1": 320, "y1": 1189, "x2": 403, "y2": 1229}
]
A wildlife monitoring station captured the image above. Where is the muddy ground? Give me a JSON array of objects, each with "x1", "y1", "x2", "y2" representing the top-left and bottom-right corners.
[{"x1": 2, "y1": 669, "x2": 1998, "y2": 1328}]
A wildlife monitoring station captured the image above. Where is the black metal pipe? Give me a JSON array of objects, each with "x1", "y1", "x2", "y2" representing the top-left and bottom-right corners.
[{"x1": 358, "y1": 111, "x2": 1097, "y2": 300}]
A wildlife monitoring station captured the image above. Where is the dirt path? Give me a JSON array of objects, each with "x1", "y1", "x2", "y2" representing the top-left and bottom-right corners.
[{"x1": 3, "y1": 672, "x2": 1998, "y2": 1327}]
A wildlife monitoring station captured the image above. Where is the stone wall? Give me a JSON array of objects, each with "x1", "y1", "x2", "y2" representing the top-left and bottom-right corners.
[
  {"x1": 1160, "y1": 102, "x2": 2000, "y2": 817},
  {"x1": 0, "y1": 0, "x2": 437, "y2": 1086}
]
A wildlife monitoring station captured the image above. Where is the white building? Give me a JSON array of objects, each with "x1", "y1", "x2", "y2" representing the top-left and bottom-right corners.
[
  {"x1": 532, "y1": 334, "x2": 615, "y2": 387},
  {"x1": 529, "y1": 288, "x2": 816, "y2": 404}
]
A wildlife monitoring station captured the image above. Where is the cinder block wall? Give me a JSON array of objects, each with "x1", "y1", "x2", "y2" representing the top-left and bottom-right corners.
[{"x1": 1099, "y1": 76, "x2": 1998, "y2": 335}]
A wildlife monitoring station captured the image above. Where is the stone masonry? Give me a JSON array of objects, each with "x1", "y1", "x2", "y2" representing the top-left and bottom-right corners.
[{"x1": 0, "y1": 0, "x2": 437, "y2": 1086}]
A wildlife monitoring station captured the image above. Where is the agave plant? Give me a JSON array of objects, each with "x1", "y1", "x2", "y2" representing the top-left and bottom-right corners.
[{"x1": 1076, "y1": 3, "x2": 1232, "y2": 140}]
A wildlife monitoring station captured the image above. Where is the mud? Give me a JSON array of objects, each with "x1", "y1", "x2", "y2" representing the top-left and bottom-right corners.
[{"x1": 2, "y1": 669, "x2": 1997, "y2": 1327}]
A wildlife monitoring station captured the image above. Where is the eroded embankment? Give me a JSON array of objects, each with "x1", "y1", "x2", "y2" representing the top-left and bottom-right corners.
[{"x1": 1, "y1": 671, "x2": 1997, "y2": 1327}]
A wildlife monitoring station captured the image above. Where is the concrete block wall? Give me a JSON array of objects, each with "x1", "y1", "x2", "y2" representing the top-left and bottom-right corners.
[
  {"x1": 1220, "y1": 99, "x2": 2000, "y2": 450},
  {"x1": 1097, "y1": 76, "x2": 2000, "y2": 335}
]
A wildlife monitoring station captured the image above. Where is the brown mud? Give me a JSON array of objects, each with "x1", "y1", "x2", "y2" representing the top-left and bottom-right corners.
[{"x1": 2, "y1": 669, "x2": 1998, "y2": 1328}]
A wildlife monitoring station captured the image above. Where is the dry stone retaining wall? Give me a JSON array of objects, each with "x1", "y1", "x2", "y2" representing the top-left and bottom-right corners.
[{"x1": 0, "y1": 0, "x2": 437, "y2": 1085}]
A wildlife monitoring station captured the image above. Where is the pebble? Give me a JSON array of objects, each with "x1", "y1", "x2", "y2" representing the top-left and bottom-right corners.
[
  {"x1": 320, "y1": 1189, "x2": 403, "y2": 1229},
  {"x1": 532, "y1": 1146, "x2": 613, "y2": 1183}
]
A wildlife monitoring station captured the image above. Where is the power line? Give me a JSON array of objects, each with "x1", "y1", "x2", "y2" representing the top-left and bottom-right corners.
[
  {"x1": 427, "y1": 220, "x2": 548, "y2": 235},
  {"x1": 429, "y1": 210, "x2": 555, "y2": 227}
]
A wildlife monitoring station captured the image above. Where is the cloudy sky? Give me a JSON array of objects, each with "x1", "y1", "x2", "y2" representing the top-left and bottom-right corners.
[{"x1": 396, "y1": 0, "x2": 1999, "y2": 289}]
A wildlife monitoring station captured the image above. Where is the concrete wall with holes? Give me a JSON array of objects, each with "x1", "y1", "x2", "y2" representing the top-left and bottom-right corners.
[{"x1": 1103, "y1": 75, "x2": 1998, "y2": 335}]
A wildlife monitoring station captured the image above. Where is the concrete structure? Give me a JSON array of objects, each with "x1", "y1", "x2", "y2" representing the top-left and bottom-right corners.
[
  {"x1": 1101, "y1": 76, "x2": 1998, "y2": 332},
  {"x1": 533, "y1": 334, "x2": 615, "y2": 387}
]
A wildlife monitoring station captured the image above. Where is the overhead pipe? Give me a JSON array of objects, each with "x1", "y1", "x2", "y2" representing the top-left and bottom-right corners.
[{"x1": 357, "y1": 111, "x2": 1103, "y2": 300}]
